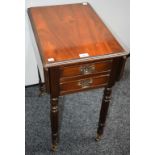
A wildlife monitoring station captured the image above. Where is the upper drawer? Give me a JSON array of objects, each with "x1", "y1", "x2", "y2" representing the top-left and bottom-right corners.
[{"x1": 60, "y1": 60, "x2": 112, "y2": 78}]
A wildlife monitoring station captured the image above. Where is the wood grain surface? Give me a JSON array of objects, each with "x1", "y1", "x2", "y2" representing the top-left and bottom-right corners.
[{"x1": 28, "y1": 3, "x2": 128, "y2": 67}]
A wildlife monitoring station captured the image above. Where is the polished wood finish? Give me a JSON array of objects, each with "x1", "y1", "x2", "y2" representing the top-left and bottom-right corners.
[
  {"x1": 96, "y1": 87, "x2": 112, "y2": 141},
  {"x1": 60, "y1": 74, "x2": 110, "y2": 95},
  {"x1": 28, "y1": 3, "x2": 129, "y2": 152},
  {"x1": 60, "y1": 70, "x2": 111, "y2": 83},
  {"x1": 49, "y1": 67, "x2": 60, "y2": 151},
  {"x1": 60, "y1": 60, "x2": 112, "y2": 78},
  {"x1": 28, "y1": 3, "x2": 128, "y2": 67}
]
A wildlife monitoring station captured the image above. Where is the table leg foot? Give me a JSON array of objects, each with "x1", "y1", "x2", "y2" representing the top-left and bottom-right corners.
[
  {"x1": 95, "y1": 133, "x2": 102, "y2": 141},
  {"x1": 39, "y1": 83, "x2": 47, "y2": 97},
  {"x1": 39, "y1": 91, "x2": 47, "y2": 97},
  {"x1": 51, "y1": 144, "x2": 58, "y2": 152}
]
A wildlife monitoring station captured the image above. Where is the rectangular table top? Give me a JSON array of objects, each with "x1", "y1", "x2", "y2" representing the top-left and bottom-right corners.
[{"x1": 28, "y1": 3, "x2": 128, "y2": 67}]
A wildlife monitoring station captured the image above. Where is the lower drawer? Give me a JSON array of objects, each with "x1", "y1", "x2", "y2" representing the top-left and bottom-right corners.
[{"x1": 60, "y1": 74, "x2": 109, "y2": 95}]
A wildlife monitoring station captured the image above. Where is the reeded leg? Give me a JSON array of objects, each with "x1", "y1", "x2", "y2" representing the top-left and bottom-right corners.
[
  {"x1": 50, "y1": 97, "x2": 59, "y2": 152},
  {"x1": 96, "y1": 87, "x2": 112, "y2": 141}
]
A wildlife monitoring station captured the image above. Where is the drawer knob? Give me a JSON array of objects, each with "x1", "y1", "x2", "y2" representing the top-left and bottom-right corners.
[
  {"x1": 80, "y1": 65, "x2": 95, "y2": 75},
  {"x1": 78, "y1": 78, "x2": 93, "y2": 89}
]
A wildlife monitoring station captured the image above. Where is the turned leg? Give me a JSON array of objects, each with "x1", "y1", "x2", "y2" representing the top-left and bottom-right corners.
[
  {"x1": 50, "y1": 97, "x2": 59, "y2": 152},
  {"x1": 96, "y1": 87, "x2": 112, "y2": 141}
]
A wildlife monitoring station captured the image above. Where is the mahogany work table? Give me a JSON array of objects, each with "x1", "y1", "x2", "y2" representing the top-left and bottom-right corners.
[{"x1": 28, "y1": 2, "x2": 129, "y2": 152}]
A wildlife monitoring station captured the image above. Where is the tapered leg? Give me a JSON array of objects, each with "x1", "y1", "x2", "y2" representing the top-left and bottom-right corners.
[
  {"x1": 50, "y1": 97, "x2": 59, "y2": 151},
  {"x1": 96, "y1": 87, "x2": 112, "y2": 141}
]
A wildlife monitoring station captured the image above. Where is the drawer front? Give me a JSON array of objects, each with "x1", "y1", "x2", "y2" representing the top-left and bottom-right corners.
[
  {"x1": 60, "y1": 74, "x2": 109, "y2": 95},
  {"x1": 60, "y1": 60, "x2": 112, "y2": 78}
]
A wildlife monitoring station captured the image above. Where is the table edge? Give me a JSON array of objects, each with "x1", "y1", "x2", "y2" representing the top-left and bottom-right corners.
[{"x1": 43, "y1": 51, "x2": 129, "y2": 68}]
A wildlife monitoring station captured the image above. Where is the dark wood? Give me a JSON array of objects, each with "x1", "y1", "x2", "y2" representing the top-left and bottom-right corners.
[
  {"x1": 60, "y1": 74, "x2": 109, "y2": 95},
  {"x1": 49, "y1": 67, "x2": 60, "y2": 151},
  {"x1": 60, "y1": 70, "x2": 111, "y2": 83},
  {"x1": 38, "y1": 67, "x2": 47, "y2": 96},
  {"x1": 96, "y1": 87, "x2": 112, "y2": 141},
  {"x1": 44, "y1": 68, "x2": 50, "y2": 93},
  {"x1": 60, "y1": 59, "x2": 112, "y2": 78},
  {"x1": 95, "y1": 57, "x2": 121, "y2": 140},
  {"x1": 28, "y1": 2, "x2": 129, "y2": 152},
  {"x1": 116, "y1": 56, "x2": 127, "y2": 81}
]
